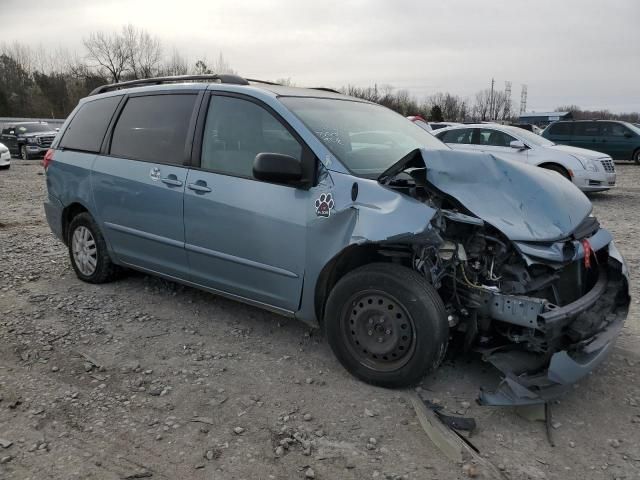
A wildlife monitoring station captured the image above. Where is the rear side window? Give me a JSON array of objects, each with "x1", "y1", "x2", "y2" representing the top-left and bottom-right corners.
[
  {"x1": 477, "y1": 129, "x2": 516, "y2": 147},
  {"x1": 59, "y1": 96, "x2": 121, "y2": 152},
  {"x1": 439, "y1": 128, "x2": 473, "y2": 144},
  {"x1": 574, "y1": 122, "x2": 599, "y2": 136},
  {"x1": 110, "y1": 94, "x2": 197, "y2": 164},
  {"x1": 548, "y1": 122, "x2": 572, "y2": 136}
]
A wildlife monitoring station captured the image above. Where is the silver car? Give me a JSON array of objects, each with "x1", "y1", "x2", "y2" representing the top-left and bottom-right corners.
[
  {"x1": 0, "y1": 142, "x2": 10, "y2": 169},
  {"x1": 435, "y1": 123, "x2": 616, "y2": 192}
]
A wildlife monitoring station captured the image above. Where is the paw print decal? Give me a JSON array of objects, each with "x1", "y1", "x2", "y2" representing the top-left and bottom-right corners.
[{"x1": 315, "y1": 193, "x2": 334, "y2": 218}]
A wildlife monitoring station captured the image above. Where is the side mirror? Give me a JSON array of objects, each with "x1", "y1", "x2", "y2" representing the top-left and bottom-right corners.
[
  {"x1": 253, "y1": 153, "x2": 303, "y2": 185},
  {"x1": 510, "y1": 140, "x2": 526, "y2": 149},
  {"x1": 624, "y1": 132, "x2": 633, "y2": 138}
]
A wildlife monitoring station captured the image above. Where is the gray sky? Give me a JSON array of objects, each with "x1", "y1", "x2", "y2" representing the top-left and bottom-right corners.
[{"x1": 2, "y1": 0, "x2": 639, "y2": 112}]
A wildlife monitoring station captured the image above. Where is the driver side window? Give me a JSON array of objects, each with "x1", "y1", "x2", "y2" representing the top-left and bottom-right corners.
[{"x1": 201, "y1": 96, "x2": 302, "y2": 178}]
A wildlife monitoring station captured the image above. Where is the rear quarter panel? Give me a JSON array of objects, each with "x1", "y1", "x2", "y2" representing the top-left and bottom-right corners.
[{"x1": 45, "y1": 150, "x2": 98, "y2": 242}]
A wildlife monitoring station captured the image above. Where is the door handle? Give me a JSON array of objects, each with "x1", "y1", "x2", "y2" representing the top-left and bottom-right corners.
[
  {"x1": 187, "y1": 181, "x2": 212, "y2": 193},
  {"x1": 161, "y1": 176, "x2": 183, "y2": 187}
]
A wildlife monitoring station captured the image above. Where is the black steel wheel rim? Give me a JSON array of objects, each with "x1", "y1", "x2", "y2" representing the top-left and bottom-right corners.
[{"x1": 341, "y1": 289, "x2": 417, "y2": 372}]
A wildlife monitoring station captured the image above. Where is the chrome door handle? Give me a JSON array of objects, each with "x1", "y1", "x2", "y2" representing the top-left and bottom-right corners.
[
  {"x1": 161, "y1": 177, "x2": 183, "y2": 187},
  {"x1": 160, "y1": 175, "x2": 183, "y2": 187},
  {"x1": 187, "y1": 182, "x2": 212, "y2": 193}
]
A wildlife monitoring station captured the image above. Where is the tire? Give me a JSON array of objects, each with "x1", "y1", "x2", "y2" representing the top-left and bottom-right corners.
[
  {"x1": 542, "y1": 163, "x2": 570, "y2": 180},
  {"x1": 67, "y1": 212, "x2": 118, "y2": 284},
  {"x1": 633, "y1": 149, "x2": 640, "y2": 165},
  {"x1": 0, "y1": 165, "x2": 9, "y2": 170},
  {"x1": 20, "y1": 145, "x2": 29, "y2": 160},
  {"x1": 324, "y1": 263, "x2": 448, "y2": 388}
]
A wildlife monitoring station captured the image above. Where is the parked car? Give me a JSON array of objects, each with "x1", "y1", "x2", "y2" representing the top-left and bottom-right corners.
[
  {"x1": 542, "y1": 120, "x2": 640, "y2": 164},
  {"x1": 511, "y1": 123, "x2": 544, "y2": 135},
  {"x1": 429, "y1": 121, "x2": 461, "y2": 130},
  {"x1": 434, "y1": 123, "x2": 616, "y2": 192},
  {"x1": 43, "y1": 75, "x2": 629, "y2": 405},
  {"x1": 0, "y1": 142, "x2": 10, "y2": 169},
  {"x1": 0, "y1": 122, "x2": 58, "y2": 160},
  {"x1": 406, "y1": 115, "x2": 432, "y2": 132}
]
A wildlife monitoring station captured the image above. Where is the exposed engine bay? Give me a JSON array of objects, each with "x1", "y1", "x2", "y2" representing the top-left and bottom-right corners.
[{"x1": 377, "y1": 150, "x2": 630, "y2": 405}]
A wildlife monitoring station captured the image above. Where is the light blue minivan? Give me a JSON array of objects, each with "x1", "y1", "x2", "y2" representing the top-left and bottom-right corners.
[{"x1": 44, "y1": 75, "x2": 629, "y2": 405}]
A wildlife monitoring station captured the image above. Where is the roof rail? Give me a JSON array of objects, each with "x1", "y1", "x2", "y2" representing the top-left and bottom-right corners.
[
  {"x1": 245, "y1": 78, "x2": 282, "y2": 86},
  {"x1": 89, "y1": 74, "x2": 250, "y2": 96},
  {"x1": 311, "y1": 87, "x2": 341, "y2": 94}
]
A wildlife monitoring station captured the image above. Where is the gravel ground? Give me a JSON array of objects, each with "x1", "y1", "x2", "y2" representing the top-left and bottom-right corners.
[{"x1": 0, "y1": 161, "x2": 638, "y2": 480}]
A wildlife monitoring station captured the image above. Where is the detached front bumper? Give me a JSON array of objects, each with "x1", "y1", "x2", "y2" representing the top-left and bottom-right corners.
[{"x1": 478, "y1": 241, "x2": 630, "y2": 406}]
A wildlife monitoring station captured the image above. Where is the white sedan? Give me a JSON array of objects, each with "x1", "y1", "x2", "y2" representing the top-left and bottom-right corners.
[
  {"x1": 0, "y1": 142, "x2": 10, "y2": 170},
  {"x1": 434, "y1": 124, "x2": 616, "y2": 192}
]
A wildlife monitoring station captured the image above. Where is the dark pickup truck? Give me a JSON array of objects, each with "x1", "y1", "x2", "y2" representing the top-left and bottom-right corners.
[{"x1": 0, "y1": 122, "x2": 58, "y2": 160}]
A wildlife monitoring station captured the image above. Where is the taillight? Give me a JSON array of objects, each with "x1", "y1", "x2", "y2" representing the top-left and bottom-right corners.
[{"x1": 42, "y1": 149, "x2": 54, "y2": 170}]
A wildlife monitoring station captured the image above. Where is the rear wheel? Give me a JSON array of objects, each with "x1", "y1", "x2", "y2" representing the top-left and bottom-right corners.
[
  {"x1": 68, "y1": 212, "x2": 118, "y2": 284},
  {"x1": 633, "y1": 149, "x2": 640, "y2": 165},
  {"x1": 542, "y1": 163, "x2": 570, "y2": 180},
  {"x1": 325, "y1": 263, "x2": 448, "y2": 388}
]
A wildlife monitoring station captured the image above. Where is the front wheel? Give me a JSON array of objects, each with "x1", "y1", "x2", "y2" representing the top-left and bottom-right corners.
[
  {"x1": 20, "y1": 145, "x2": 29, "y2": 160},
  {"x1": 542, "y1": 164, "x2": 570, "y2": 180},
  {"x1": 633, "y1": 149, "x2": 640, "y2": 165},
  {"x1": 325, "y1": 263, "x2": 449, "y2": 388}
]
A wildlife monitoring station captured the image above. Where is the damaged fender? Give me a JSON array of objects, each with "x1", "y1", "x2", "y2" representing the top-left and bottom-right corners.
[{"x1": 295, "y1": 168, "x2": 439, "y2": 326}]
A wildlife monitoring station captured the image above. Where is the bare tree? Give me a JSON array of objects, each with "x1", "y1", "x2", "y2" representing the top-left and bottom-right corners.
[
  {"x1": 163, "y1": 48, "x2": 189, "y2": 76},
  {"x1": 193, "y1": 59, "x2": 212, "y2": 75},
  {"x1": 122, "y1": 24, "x2": 162, "y2": 79},
  {"x1": 83, "y1": 31, "x2": 130, "y2": 83},
  {"x1": 212, "y1": 53, "x2": 236, "y2": 75},
  {"x1": 474, "y1": 89, "x2": 491, "y2": 121}
]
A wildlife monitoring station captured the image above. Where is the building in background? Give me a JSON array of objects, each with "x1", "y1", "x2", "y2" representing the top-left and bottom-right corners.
[{"x1": 519, "y1": 111, "x2": 573, "y2": 127}]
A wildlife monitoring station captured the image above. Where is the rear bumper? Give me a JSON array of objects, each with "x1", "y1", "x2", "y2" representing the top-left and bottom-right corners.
[{"x1": 478, "y1": 241, "x2": 630, "y2": 406}]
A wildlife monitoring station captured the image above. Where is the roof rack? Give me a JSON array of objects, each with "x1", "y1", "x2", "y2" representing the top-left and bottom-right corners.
[
  {"x1": 89, "y1": 74, "x2": 344, "y2": 97},
  {"x1": 89, "y1": 74, "x2": 251, "y2": 96},
  {"x1": 311, "y1": 87, "x2": 341, "y2": 94},
  {"x1": 245, "y1": 78, "x2": 282, "y2": 86}
]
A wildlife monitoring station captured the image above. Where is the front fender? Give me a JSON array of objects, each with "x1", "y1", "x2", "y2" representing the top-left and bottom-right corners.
[{"x1": 295, "y1": 169, "x2": 438, "y2": 326}]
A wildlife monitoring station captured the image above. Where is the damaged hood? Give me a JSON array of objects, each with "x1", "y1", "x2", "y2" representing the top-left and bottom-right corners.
[{"x1": 407, "y1": 149, "x2": 591, "y2": 242}]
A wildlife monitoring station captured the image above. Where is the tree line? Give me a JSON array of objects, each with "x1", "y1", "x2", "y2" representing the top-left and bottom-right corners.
[
  {"x1": 1, "y1": 24, "x2": 638, "y2": 124},
  {"x1": 0, "y1": 25, "x2": 234, "y2": 119}
]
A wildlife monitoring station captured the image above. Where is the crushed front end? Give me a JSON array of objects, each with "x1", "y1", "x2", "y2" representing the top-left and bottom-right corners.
[
  {"x1": 415, "y1": 213, "x2": 630, "y2": 406},
  {"x1": 379, "y1": 149, "x2": 630, "y2": 405}
]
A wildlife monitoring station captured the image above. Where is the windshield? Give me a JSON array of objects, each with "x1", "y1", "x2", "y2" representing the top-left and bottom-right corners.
[
  {"x1": 280, "y1": 97, "x2": 448, "y2": 175},
  {"x1": 505, "y1": 125, "x2": 555, "y2": 147},
  {"x1": 16, "y1": 123, "x2": 52, "y2": 134}
]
